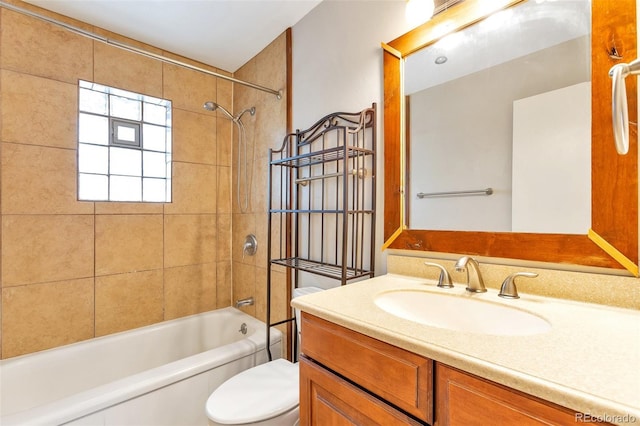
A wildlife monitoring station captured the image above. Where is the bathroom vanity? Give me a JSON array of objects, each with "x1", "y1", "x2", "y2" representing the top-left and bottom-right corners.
[{"x1": 292, "y1": 274, "x2": 640, "y2": 425}]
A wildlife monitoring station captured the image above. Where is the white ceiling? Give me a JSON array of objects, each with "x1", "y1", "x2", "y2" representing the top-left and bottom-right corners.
[
  {"x1": 405, "y1": 0, "x2": 591, "y2": 94},
  {"x1": 23, "y1": 0, "x2": 322, "y2": 72}
]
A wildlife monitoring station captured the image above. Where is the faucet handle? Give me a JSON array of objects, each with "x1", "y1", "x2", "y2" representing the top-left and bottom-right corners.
[
  {"x1": 242, "y1": 234, "x2": 258, "y2": 259},
  {"x1": 498, "y1": 272, "x2": 538, "y2": 299},
  {"x1": 424, "y1": 262, "x2": 453, "y2": 288}
]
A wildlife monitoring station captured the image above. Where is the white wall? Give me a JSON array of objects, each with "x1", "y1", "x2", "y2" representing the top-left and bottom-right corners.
[
  {"x1": 292, "y1": 0, "x2": 413, "y2": 279},
  {"x1": 512, "y1": 82, "x2": 591, "y2": 234}
]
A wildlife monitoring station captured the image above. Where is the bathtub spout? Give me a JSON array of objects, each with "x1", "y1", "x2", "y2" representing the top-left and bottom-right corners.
[{"x1": 235, "y1": 297, "x2": 254, "y2": 308}]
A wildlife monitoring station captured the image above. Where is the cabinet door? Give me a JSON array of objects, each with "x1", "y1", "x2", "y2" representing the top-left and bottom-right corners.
[
  {"x1": 300, "y1": 356, "x2": 424, "y2": 426},
  {"x1": 301, "y1": 313, "x2": 433, "y2": 422},
  {"x1": 435, "y1": 364, "x2": 612, "y2": 426}
]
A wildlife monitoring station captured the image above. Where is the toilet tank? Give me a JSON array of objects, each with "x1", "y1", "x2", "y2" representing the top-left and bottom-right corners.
[{"x1": 292, "y1": 287, "x2": 324, "y2": 338}]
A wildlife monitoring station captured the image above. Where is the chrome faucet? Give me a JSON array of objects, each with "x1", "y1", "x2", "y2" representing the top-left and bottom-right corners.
[
  {"x1": 235, "y1": 297, "x2": 254, "y2": 308},
  {"x1": 423, "y1": 262, "x2": 453, "y2": 288},
  {"x1": 498, "y1": 272, "x2": 538, "y2": 299},
  {"x1": 454, "y1": 256, "x2": 487, "y2": 293}
]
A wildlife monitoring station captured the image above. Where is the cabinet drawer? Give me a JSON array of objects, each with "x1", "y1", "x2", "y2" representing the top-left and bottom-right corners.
[
  {"x1": 300, "y1": 356, "x2": 424, "y2": 426},
  {"x1": 301, "y1": 313, "x2": 433, "y2": 423}
]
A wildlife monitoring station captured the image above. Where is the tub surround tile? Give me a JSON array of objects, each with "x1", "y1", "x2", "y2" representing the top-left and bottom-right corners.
[
  {"x1": 217, "y1": 214, "x2": 232, "y2": 262},
  {"x1": 254, "y1": 267, "x2": 268, "y2": 323},
  {"x1": 164, "y1": 162, "x2": 217, "y2": 215},
  {"x1": 234, "y1": 64, "x2": 257, "y2": 112},
  {"x1": 216, "y1": 261, "x2": 232, "y2": 308},
  {"x1": 264, "y1": 214, "x2": 284, "y2": 264},
  {"x1": 172, "y1": 108, "x2": 217, "y2": 165},
  {"x1": 270, "y1": 268, "x2": 289, "y2": 322},
  {"x1": 253, "y1": 214, "x2": 269, "y2": 268},
  {"x1": 250, "y1": 147, "x2": 269, "y2": 215},
  {"x1": 257, "y1": 104, "x2": 287, "y2": 158},
  {"x1": 2, "y1": 278, "x2": 94, "y2": 358},
  {"x1": 2, "y1": 215, "x2": 94, "y2": 286},
  {"x1": 216, "y1": 118, "x2": 233, "y2": 167},
  {"x1": 0, "y1": 8, "x2": 93, "y2": 83},
  {"x1": 95, "y1": 215, "x2": 163, "y2": 276},
  {"x1": 164, "y1": 263, "x2": 216, "y2": 320},
  {"x1": 1, "y1": 143, "x2": 94, "y2": 215},
  {"x1": 162, "y1": 63, "x2": 216, "y2": 113},
  {"x1": 217, "y1": 167, "x2": 232, "y2": 214},
  {"x1": 95, "y1": 270, "x2": 164, "y2": 336},
  {"x1": 93, "y1": 42, "x2": 163, "y2": 98},
  {"x1": 0, "y1": 70, "x2": 78, "y2": 149},
  {"x1": 254, "y1": 267, "x2": 288, "y2": 326},
  {"x1": 164, "y1": 214, "x2": 217, "y2": 268},
  {"x1": 215, "y1": 69, "x2": 233, "y2": 111},
  {"x1": 255, "y1": 33, "x2": 287, "y2": 97},
  {"x1": 95, "y1": 202, "x2": 163, "y2": 215}
]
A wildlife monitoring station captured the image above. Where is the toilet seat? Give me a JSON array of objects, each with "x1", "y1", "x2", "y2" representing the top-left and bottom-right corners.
[{"x1": 206, "y1": 359, "x2": 299, "y2": 424}]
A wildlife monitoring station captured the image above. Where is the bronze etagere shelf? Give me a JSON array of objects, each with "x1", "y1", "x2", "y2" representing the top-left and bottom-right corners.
[{"x1": 265, "y1": 104, "x2": 376, "y2": 360}]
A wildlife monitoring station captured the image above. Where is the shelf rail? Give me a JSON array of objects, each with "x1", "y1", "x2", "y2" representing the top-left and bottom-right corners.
[{"x1": 417, "y1": 188, "x2": 493, "y2": 198}]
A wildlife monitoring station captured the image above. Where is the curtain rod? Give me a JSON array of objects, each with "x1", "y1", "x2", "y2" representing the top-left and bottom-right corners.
[{"x1": 0, "y1": 1, "x2": 283, "y2": 99}]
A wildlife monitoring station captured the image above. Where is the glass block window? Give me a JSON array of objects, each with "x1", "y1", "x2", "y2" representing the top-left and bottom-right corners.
[{"x1": 78, "y1": 80, "x2": 172, "y2": 202}]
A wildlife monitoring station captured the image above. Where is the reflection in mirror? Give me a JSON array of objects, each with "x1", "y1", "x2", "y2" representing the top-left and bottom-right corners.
[{"x1": 406, "y1": 0, "x2": 591, "y2": 234}]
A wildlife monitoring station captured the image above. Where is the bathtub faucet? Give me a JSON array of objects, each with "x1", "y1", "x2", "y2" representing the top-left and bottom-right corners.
[{"x1": 235, "y1": 297, "x2": 254, "y2": 308}]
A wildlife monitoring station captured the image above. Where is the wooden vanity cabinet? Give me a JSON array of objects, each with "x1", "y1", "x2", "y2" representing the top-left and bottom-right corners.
[{"x1": 300, "y1": 313, "x2": 613, "y2": 426}]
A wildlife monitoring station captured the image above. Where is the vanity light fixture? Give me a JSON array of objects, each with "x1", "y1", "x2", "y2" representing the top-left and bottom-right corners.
[{"x1": 406, "y1": 0, "x2": 435, "y2": 27}]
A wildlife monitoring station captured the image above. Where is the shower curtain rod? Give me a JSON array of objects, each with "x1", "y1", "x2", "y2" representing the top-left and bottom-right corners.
[{"x1": 0, "y1": 1, "x2": 283, "y2": 99}]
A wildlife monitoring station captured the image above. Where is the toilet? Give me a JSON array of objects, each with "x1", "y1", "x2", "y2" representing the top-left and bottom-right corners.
[{"x1": 206, "y1": 287, "x2": 324, "y2": 426}]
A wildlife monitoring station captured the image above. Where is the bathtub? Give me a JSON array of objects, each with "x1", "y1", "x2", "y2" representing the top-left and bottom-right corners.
[{"x1": 0, "y1": 307, "x2": 282, "y2": 426}]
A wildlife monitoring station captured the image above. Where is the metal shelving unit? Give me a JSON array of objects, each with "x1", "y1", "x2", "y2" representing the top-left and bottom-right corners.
[{"x1": 266, "y1": 104, "x2": 376, "y2": 360}]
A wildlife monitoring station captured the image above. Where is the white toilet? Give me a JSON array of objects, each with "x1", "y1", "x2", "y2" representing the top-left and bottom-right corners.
[{"x1": 206, "y1": 287, "x2": 323, "y2": 426}]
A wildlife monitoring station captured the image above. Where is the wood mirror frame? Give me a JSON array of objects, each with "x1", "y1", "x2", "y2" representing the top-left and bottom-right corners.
[{"x1": 383, "y1": 0, "x2": 638, "y2": 273}]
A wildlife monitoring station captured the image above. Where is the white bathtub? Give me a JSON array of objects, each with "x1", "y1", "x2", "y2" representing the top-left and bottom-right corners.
[{"x1": 0, "y1": 307, "x2": 282, "y2": 426}]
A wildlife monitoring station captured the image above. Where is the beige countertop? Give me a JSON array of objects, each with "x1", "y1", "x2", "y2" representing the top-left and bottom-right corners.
[{"x1": 291, "y1": 274, "x2": 640, "y2": 425}]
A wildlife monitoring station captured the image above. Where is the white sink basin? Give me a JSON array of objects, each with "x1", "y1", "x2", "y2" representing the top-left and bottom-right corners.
[{"x1": 374, "y1": 290, "x2": 551, "y2": 336}]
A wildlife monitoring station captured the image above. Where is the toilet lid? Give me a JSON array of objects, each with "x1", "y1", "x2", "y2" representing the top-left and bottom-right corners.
[{"x1": 206, "y1": 359, "x2": 299, "y2": 424}]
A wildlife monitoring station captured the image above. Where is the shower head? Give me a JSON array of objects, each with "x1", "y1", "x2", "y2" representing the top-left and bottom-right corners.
[
  {"x1": 203, "y1": 101, "x2": 217, "y2": 111},
  {"x1": 203, "y1": 101, "x2": 234, "y2": 121}
]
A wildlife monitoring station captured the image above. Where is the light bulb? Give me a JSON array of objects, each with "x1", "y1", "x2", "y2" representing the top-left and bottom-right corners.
[{"x1": 406, "y1": 0, "x2": 435, "y2": 28}]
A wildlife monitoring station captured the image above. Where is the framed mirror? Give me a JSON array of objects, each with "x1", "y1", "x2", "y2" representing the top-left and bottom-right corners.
[{"x1": 382, "y1": 0, "x2": 638, "y2": 273}]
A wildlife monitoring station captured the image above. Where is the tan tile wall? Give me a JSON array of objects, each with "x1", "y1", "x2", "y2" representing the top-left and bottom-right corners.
[
  {"x1": 0, "y1": 2, "x2": 236, "y2": 358},
  {"x1": 232, "y1": 32, "x2": 291, "y2": 356}
]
